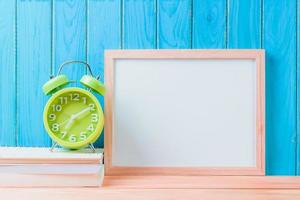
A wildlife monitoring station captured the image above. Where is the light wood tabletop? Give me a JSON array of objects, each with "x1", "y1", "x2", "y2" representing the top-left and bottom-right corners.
[
  {"x1": 2, "y1": 176, "x2": 300, "y2": 199},
  {"x1": 1, "y1": 188, "x2": 300, "y2": 200}
]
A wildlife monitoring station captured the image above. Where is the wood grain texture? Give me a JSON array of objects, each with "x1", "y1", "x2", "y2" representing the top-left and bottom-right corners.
[
  {"x1": 192, "y1": 0, "x2": 226, "y2": 48},
  {"x1": 87, "y1": 0, "x2": 121, "y2": 148},
  {"x1": 1, "y1": 188, "x2": 300, "y2": 200},
  {"x1": 264, "y1": 0, "x2": 297, "y2": 175},
  {"x1": 3, "y1": 175, "x2": 300, "y2": 189},
  {"x1": 17, "y1": 0, "x2": 51, "y2": 146},
  {"x1": 53, "y1": 0, "x2": 86, "y2": 86},
  {"x1": 87, "y1": 0, "x2": 121, "y2": 80},
  {"x1": 0, "y1": 0, "x2": 16, "y2": 146},
  {"x1": 227, "y1": 0, "x2": 261, "y2": 48},
  {"x1": 157, "y1": 0, "x2": 191, "y2": 48},
  {"x1": 123, "y1": 0, "x2": 156, "y2": 49},
  {"x1": 103, "y1": 176, "x2": 300, "y2": 189}
]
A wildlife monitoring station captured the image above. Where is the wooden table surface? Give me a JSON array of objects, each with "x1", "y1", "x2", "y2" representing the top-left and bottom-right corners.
[
  {"x1": 2, "y1": 176, "x2": 300, "y2": 199},
  {"x1": 1, "y1": 188, "x2": 300, "y2": 200}
]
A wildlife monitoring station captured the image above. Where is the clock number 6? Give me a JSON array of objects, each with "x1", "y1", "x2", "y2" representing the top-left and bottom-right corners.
[{"x1": 69, "y1": 134, "x2": 76, "y2": 142}]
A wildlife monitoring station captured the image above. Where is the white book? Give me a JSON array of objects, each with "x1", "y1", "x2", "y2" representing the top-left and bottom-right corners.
[
  {"x1": 0, "y1": 147, "x2": 103, "y2": 164},
  {"x1": 0, "y1": 164, "x2": 103, "y2": 174},
  {"x1": 0, "y1": 147, "x2": 104, "y2": 187},
  {"x1": 0, "y1": 166, "x2": 104, "y2": 187}
]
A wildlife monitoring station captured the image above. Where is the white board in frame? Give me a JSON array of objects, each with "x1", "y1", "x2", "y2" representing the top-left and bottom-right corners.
[{"x1": 104, "y1": 50, "x2": 265, "y2": 176}]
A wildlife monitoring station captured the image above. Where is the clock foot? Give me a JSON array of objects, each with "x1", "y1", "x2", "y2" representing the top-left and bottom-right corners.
[
  {"x1": 50, "y1": 142, "x2": 58, "y2": 152},
  {"x1": 89, "y1": 143, "x2": 96, "y2": 153},
  {"x1": 49, "y1": 142, "x2": 96, "y2": 153}
]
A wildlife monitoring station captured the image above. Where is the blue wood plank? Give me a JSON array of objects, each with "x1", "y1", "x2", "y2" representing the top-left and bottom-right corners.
[
  {"x1": 87, "y1": 0, "x2": 121, "y2": 147},
  {"x1": 264, "y1": 0, "x2": 297, "y2": 175},
  {"x1": 0, "y1": 0, "x2": 16, "y2": 146},
  {"x1": 87, "y1": 0, "x2": 121, "y2": 81},
  {"x1": 123, "y1": 0, "x2": 156, "y2": 49},
  {"x1": 297, "y1": 0, "x2": 300, "y2": 175},
  {"x1": 192, "y1": 0, "x2": 226, "y2": 48},
  {"x1": 227, "y1": 0, "x2": 261, "y2": 48},
  {"x1": 17, "y1": 0, "x2": 52, "y2": 146},
  {"x1": 157, "y1": 0, "x2": 191, "y2": 48},
  {"x1": 53, "y1": 0, "x2": 86, "y2": 85}
]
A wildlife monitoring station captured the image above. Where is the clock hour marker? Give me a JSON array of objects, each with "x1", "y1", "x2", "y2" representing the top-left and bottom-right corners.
[
  {"x1": 52, "y1": 104, "x2": 62, "y2": 112},
  {"x1": 49, "y1": 113, "x2": 56, "y2": 121},
  {"x1": 59, "y1": 96, "x2": 68, "y2": 104},
  {"x1": 82, "y1": 97, "x2": 87, "y2": 104},
  {"x1": 51, "y1": 123, "x2": 59, "y2": 132},
  {"x1": 89, "y1": 103, "x2": 95, "y2": 111},
  {"x1": 69, "y1": 93, "x2": 80, "y2": 101},
  {"x1": 69, "y1": 134, "x2": 76, "y2": 142},
  {"x1": 91, "y1": 113, "x2": 98, "y2": 122},
  {"x1": 61, "y1": 131, "x2": 67, "y2": 138},
  {"x1": 80, "y1": 132, "x2": 87, "y2": 140},
  {"x1": 87, "y1": 124, "x2": 94, "y2": 131}
]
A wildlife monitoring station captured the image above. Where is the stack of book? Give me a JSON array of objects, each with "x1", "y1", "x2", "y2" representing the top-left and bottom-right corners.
[{"x1": 0, "y1": 147, "x2": 104, "y2": 187}]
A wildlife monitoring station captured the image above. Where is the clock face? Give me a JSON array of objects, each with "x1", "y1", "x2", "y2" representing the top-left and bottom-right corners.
[{"x1": 44, "y1": 87, "x2": 104, "y2": 149}]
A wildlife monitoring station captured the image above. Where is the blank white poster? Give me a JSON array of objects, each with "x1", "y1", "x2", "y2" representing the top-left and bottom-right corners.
[{"x1": 112, "y1": 59, "x2": 257, "y2": 167}]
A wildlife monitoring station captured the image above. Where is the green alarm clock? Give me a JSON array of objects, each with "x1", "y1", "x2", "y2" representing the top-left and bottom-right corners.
[{"x1": 42, "y1": 61, "x2": 105, "y2": 149}]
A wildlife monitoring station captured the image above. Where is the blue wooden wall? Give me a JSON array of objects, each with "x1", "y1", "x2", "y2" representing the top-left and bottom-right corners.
[{"x1": 0, "y1": 0, "x2": 298, "y2": 175}]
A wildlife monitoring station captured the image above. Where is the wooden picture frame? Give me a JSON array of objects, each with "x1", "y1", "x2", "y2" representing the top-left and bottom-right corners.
[{"x1": 104, "y1": 50, "x2": 265, "y2": 176}]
